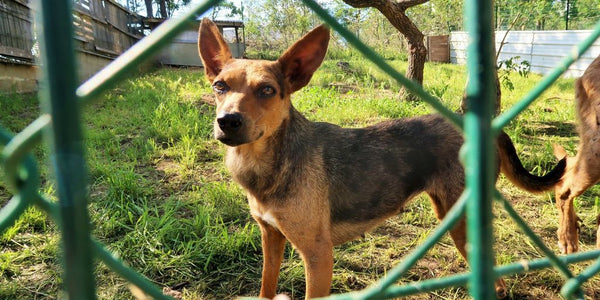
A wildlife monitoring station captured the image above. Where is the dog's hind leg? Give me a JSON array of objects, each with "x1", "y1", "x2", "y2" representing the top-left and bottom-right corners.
[
  {"x1": 256, "y1": 219, "x2": 287, "y2": 299},
  {"x1": 427, "y1": 189, "x2": 507, "y2": 298},
  {"x1": 426, "y1": 189, "x2": 468, "y2": 260},
  {"x1": 555, "y1": 190, "x2": 580, "y2": 254},
  {"x1": 553, "y1": 155, "x2": 597, "y2": 254},
  {"x1": 596, "y1": 214, "x2": 600, "y2": 249}
]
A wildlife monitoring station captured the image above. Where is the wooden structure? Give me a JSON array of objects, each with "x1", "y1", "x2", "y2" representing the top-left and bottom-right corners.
[
  {"x1": 427, "y1": 35, "x2": 450, "y2": 63},
  {"x1": 72, "y1": 0, "x2": 144, "y2": 58},
  {"x1": 0, "y1": 0, "x2": 145, "y2": 91}
]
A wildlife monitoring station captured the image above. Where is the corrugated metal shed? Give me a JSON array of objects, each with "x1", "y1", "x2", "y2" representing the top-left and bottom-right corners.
[
  {"x1": 450, "y1": 30, "x2": 600, "y2": 77},
  {"x1": 158, "y1": 20, "x2": 245, "y2": 67}
]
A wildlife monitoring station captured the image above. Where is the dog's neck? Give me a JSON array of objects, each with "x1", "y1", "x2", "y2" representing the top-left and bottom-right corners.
[{"x1": 225, "y1": 106, "x2": 313, "y2": 200}]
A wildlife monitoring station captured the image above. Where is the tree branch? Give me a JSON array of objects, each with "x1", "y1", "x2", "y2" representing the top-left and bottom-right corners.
[
  {"x1": 343, "y1": 0, "x2": 429, "y2": 10},
  {"x1": 393, "y1": 0, "x2": 430, "y2": 8}
]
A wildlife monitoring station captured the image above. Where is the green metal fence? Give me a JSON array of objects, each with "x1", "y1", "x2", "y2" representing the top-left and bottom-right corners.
[{"x1": 1, "y1": 0, "x2": 600, "y2": 299}]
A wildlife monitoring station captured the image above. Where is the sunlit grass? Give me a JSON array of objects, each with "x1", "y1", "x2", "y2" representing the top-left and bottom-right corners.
[{"x1": 1, "y1": 62, "x2": 598, "y2": 299}]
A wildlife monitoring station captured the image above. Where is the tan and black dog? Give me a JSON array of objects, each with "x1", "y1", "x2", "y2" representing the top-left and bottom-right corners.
[
  {"x1": 197, "y1": 18, "x2": 565, "y2": 299},
  {"x1": 553, "y1": 54, "x2": 600, "y2": 254}
]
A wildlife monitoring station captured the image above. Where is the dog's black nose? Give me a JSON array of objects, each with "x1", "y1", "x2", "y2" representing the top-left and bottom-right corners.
[{"x1": 217, "y1": 113, "x2": 243, "y2": 133}]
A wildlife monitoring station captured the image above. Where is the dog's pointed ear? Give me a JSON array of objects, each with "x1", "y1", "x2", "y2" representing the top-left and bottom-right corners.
[
  {"x1": 198, "y1": 18, "x2": 233, "y2": 82},
  {"x1": 278, "y1": 25, "x2": 330, "y2": 92},
  {"x1": 552, "y1": 144, "x2": 568, "y2": 160}
]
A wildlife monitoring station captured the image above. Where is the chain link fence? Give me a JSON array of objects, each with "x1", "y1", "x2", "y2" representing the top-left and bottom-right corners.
[{"x1": 1, "y1": 0, "x2": 600, "y2": 299}]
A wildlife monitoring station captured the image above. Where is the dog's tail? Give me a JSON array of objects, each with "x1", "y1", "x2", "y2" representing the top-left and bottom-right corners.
[{"x1": 497, "y1": 132, "x2": 566, "y2": 193}]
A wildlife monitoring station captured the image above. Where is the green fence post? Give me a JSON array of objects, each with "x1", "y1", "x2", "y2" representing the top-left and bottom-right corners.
[
  {"x1": 35, "y1": 0, "x2": 96, "y2": 298},
  {"x1": 463, "y1": 0, "x2": 497, "y2": 298}
]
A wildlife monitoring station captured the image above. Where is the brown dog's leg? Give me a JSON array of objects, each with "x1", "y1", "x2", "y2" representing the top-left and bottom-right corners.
[
  {"x1": 596, "y1": 214, "x2": 600, "y2": 249},
  {"x1": 298, "y1": 242, "x2": 334, "y2": 299},
  {"x1": 553, "y1": 146, "x2": 580, "y2": 254},
  {"x1": 428, "y1": 191, "x2": 507, "y2": 298},
  {"x1": 257, "y1": 220, "x2": 287, "y2": 299},
  {"x1": 278, "y1": 217, "x2": 333, "y2": 299},
  {"x1": 556, "y1": 196, "x2": 579, "y2": 254},
  {"x1": 449, "y1": 217, "x2": 507, "y2": 298}
]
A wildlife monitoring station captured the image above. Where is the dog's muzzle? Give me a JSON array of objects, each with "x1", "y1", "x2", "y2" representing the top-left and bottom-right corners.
[
  {"x1": 215, "y1": 112, "x2": 246, "y2": 146},
  {"x1": 217, "y1": 112, "x2": 243, "y2": 133}
]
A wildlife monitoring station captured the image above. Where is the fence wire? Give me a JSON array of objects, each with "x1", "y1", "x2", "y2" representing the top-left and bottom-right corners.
[{"x1": 1, "y1": 0, "x2": 600, "y2": 299}]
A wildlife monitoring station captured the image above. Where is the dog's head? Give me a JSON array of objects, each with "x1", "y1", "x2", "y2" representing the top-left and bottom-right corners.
[{"x1": 198, "y1": 18, "x2": 330, "y2": 146}]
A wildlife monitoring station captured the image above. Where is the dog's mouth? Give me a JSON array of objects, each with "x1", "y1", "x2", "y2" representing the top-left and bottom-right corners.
[
  {"x1": 216, "y1": 135, "x2": 246, "y2": 146},
  {"x1": 215, "y1": 130, "x2": 264, "y2": 147}
]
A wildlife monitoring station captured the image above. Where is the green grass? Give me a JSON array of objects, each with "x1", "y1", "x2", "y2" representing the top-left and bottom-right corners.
[{"x1": 1, "y1": 60, "x2": 599, "y2": 299}]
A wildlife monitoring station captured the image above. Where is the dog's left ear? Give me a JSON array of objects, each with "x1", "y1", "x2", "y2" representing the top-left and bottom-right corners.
[
  {"x1": 198, "y1": 18, "x2": 233, "y2": 82},
  {"x1": 278, "y1": 25, "x2": 330, "y2": 92}
]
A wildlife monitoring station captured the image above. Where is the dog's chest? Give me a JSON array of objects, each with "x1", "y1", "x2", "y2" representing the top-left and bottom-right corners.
[
  {"x1": 225, "y1": 149, "x2": 271, "y2": 190},
  {"x1": 247, "y1": 196, "x2": 280, "y2": 230}
]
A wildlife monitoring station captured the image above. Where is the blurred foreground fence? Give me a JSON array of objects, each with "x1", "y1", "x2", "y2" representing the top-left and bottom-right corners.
[{"x1": 1, "y1": 0, "x2": 600, "y2": 299}]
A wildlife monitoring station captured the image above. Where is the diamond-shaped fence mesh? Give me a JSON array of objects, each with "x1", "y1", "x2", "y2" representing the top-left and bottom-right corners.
[{"x1": 1, "y1": 0, "x2": 600, "y2": 299}]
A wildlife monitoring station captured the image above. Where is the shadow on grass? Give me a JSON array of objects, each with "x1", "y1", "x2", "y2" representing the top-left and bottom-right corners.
[{"x1": 521, "y1": 121, "x2": 577, "y2": 138}]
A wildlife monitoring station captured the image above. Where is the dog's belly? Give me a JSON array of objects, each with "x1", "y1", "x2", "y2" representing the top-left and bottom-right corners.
[{"x1": 330, "y1": 217, "x2": 391, "y2": 245}]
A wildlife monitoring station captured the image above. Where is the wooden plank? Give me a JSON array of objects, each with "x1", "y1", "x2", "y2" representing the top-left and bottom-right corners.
[
  {"x1": 73, "y1": 6, "x2": 107, "y2": 24},
  {"x1": 104, "y1": 0, "x2": 142, "y2": 18},
  {"x1": 427, "y1": 35, "x2": 450, "y2": 63},
  {"x1": 10, "y1": 0, "x2": 30, "y2": 9},
  {"x1": 94, "y1": 45, "x2": 119, "y2": 56},
  {"x1": 0, "y1": 45, "x2": 33, "y2": 59}
]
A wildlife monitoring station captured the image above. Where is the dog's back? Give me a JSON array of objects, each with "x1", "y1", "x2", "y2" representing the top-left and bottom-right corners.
[{"x1": 319, "y1": 116, "x2": 462, "y2": 222}]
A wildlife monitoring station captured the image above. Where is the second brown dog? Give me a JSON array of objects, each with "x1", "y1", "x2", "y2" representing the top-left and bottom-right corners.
[{"x1": 553, "y1": 54, "x2": 600, "y2": 254}]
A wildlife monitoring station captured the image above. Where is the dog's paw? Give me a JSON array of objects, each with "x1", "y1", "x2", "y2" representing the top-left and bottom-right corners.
[
  {"x1": 596, "y1": 218, "x2": 600, "y2": 249},
  {"x1": 495, "y1": 279, "x2": 508, "y2": 299},
  {"x1": 557, "y1": 232, "x2": 579, "y2": 254}
]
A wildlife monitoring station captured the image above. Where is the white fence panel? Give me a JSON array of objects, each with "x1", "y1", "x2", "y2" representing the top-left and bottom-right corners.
[{"x1": 450, "y1": 30, "x2": 600, "y2": 78}]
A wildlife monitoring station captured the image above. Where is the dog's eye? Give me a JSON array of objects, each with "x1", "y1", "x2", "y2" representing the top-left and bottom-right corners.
[
  {"x1": 258, "y1": 85, "x2": 276, "y2": 98},
  {"x1": 213, "y1": 81, "x2": 229, "y2": 94}
]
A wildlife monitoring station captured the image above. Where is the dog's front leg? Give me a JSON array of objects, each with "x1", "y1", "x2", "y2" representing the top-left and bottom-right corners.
[
  {"x1": 257, "y1": 220, "x2": 287, "y2": 299},
  {"x1": 297, "y1": 238, "x2": 333, "y2": 299}
]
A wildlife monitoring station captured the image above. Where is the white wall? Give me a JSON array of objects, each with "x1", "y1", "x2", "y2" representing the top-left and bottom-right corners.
[{"x1": 450, "y1": 30, "x2": 600, "y2": 78}]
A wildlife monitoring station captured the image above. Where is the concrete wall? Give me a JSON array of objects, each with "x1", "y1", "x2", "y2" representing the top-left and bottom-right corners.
[
  {"x1": 0, "y1": 51, "x2": 142, "y2": 93},
  {"x1": 0, "y1": 51, "x2": 120, "y2": 93},
  {"x1": 0, "y1": 62, "x2": 38, "y2": 93},
  {"x1": 76, "y1": 51, "x2": 115, "y2": 83}
]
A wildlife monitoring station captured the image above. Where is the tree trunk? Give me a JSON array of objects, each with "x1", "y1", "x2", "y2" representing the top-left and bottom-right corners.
[
  {"x1": 405, "y1": 38, "x2": 427, "y2": 99},
  {"x1": 459, "y1": 69, "x2": 502, "y2": 116},
  {"x1": 342, "y1": 0, "x2": 429, "y2": 101},
  {"x1": 159, "y1": 0, "x2": 168, "y2": 18},
  {"x1": 144, "y1": 0, "x2": 153, "y2": 18},
  {"x1": 459, "y1": 0, "x2": 501, "y2": 115}
]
